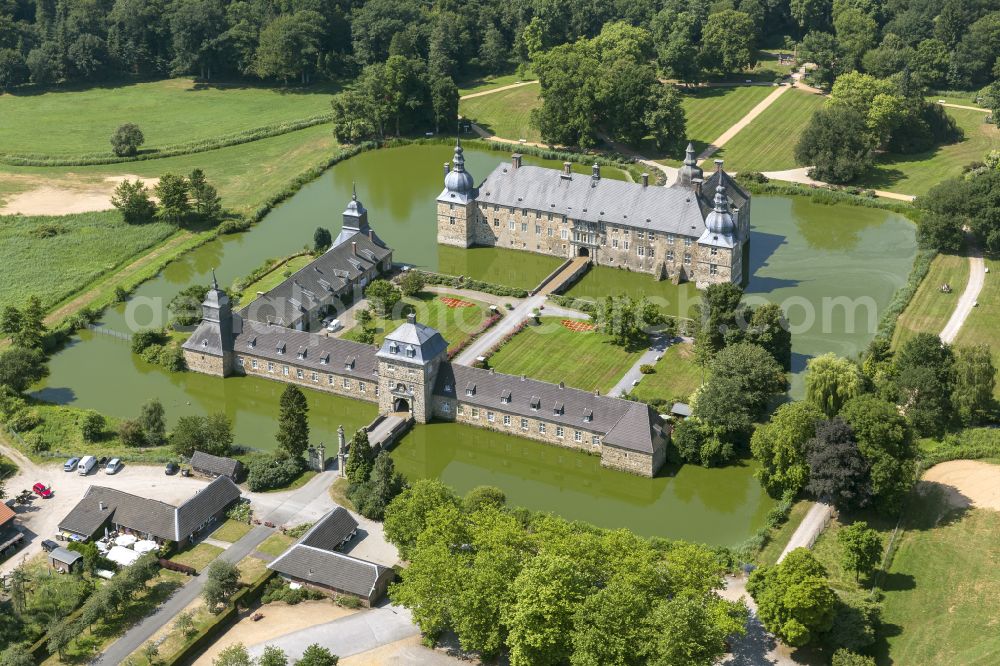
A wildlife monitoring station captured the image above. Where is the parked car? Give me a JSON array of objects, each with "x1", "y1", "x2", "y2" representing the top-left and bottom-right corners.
[
  {"x1": 78, "y1": 455, "x2": 97, "y2": 476},
  {"x1": 40, "y1": 539, "x2": 59, "y2": 553},
  {"x1": 105, "y1": 458, "x2": 122, "y2": 474},
  {"x1": 325, "y1": 318, "x2": 342, "y2": 332},
  {"x1": 63, "y1": 457, "x2": 79, "y2": 472},
  {"x1": 165, "y1": 462, "x2": 179, "y2": 475},
  {"x1": 32, "y1": 483, "x2": 52, "y2": 499}
]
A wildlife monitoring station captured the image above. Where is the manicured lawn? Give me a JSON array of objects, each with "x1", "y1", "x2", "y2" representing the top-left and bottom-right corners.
[
  {"x1": 752, "y1": 50, "x2": 796, "y2": 78},
  {"x1": 243, "y1": 253, "x2": 314, "y2": 296},
  {"x1": 755, "y1": 500, "x2": 813, "y2": 567},
  {"x1": 211, "y1": 519, "x2": 254, "y2": 543},
  {"x1": 924, "y1": 95, "x2": 987, "y2": 108},
  {"x1": 459, "y1": 82, "x2": 542, "y2": 143},
  {"x1": 0, "y1": 211, "x2": 176, "y2": 311},
  {"x1": 562, "y1": 265, "x2": 702, "y2": 321},
  {"x1": 458, "y1": 72, "x2": 535, "y2": 96},
  {"x1": 343, "y1": 291, "x2": 489, "y2": 349},
  {"x1": 628, "y1": 342, "x2": 705, "y2": 405},
  {"x1": 487, "y1": 316, "x2": 643, "y2": 393},
  {"x1": 0, "y1": 78, "x2": 336, "y2": 156},
  {"x1": 257, "y1": 533, "x2": 296, "y2": 558},
  {"x1": 655, "y1": 85, "x2": 776, "y2": 164},
  {"x1": 879, "y1": 498, "x2": 1000, "y2": 664},
  {"x1": 714, "y1": 88, "x2": 826, "y2": 172},
  {"x1": 893, "y1": 252, "x2": 970, "y2": 348},
  {"x1": 955, "y1": 257, "x2": 1000, "y2": 398},
  {"x1": 170, "y1": 542, "x2": 225, "y2": 571},
  {"x1": 862, "y1": 107, "x2": 1000, "y2": 195}
]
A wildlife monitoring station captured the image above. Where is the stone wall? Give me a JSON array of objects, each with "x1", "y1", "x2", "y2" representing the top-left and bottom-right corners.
[
  {"x1": 377, "y1": 357, "x2": 442, "y2": 423},
  {"x1": 234, "y1": 352, "x2": 379, "y2": 403},
  {"x1": 183, "y1": 350, "x2": 227, "y2": 377},
  {"x1": 437, "y1": 199, "x2": 472, "y2": 247},
  {"x1": 600, "y1": 443, "x2": 666, "y2": 478}
]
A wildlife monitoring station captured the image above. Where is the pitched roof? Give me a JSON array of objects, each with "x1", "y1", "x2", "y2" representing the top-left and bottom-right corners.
[
  {"x1": 376, "y1": 314, "x2": 449, "y2": 365},
  {"x1": 0, "y1": 502, "x2": 15, "y2": 527},
  {"x1": 234, "y1": 319, "x2": 379, "y2": 379},
  {"x1": 433, "y1": 365, "x2": 662, "y2": 453},
  {"x1": 299, "y1": 507, "x2": 358, "y2": 551},
  {"x1": 268, "y1": 544, "x2": 392, "y2": 598},
  {"x1": 175, "y1": 477, "x2": 242, "y2": 539},
  {"x1": 190, "y1": 451, "x2": 243, "y2": 478},
  {"x1": 50, "y1": 547, "x2": 83, "y2": 566},
  {"x1": 475, "y1": 164, "x2": 710, "y2": 238}
]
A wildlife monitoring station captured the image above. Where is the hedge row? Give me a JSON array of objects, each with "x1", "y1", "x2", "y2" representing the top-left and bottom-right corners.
[
  {"x1": 917, "y1": 428, "x2": 1000, "y2": 472},
  {"x1": 414, "y1": 270, "x2": 529, "y2": 298},
  {"x1": 730, "y1": 490, "x2": 797, "y2": 565},
  {"x1": 0, "y1": 115, "x2": 333, "y2": 167}
]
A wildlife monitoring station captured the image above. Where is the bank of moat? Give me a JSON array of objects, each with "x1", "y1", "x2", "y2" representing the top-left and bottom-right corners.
[
  {"x1": 436, "y1": 140, "x2": 750, "y2": 288},
  {"x1": 183, "y1": 192, "x2": 668, "y2": 477}
]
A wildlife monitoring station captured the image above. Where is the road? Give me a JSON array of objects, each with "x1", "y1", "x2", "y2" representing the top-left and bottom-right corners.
[
  {"x1": 777, "y1": 501, "x2": 833, "y2": 563},
  {"x1": 940, "y1": 239, "x2": 985, "y2": 344}
]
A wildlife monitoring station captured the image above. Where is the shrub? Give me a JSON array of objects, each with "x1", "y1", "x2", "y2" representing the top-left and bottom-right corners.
[
  {"x1": 227, "y1": 500, "x2": 252, "y2": 524},
  {"x1": 131, "y1": 328, "x2": 167, "y2": 354},
  {"x1": 285, "y1": 522, "x2": 314, "y2": 538},
  {"x1": 118, "y1": 419, "x2": 146, "y2": 447},
  {"x1": 80, "y1": 410, "x2": 105, "y2": 442},
  {"x1": 260, "y1": 578, "x2": 324, "y2": 605},
  {"x1": 110, "y1": 123, "x2": 144, "y2": 157},
  {"x1": 639, "y1": 364, "x2": 655, "y2": 374},
  {"x1": 336, "y1": 594, "x2": 361, "y2": 609},
  {"x1": 246, "y1": 453, "x2": 306, "y2": 491}
]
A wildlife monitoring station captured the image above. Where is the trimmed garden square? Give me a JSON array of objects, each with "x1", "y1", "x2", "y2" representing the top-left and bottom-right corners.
[
  {"x1": 628, "y1": 342, "x2": 704, "y2": 406},
  {"x1": 344, "y1": 291, "x2": 490, "y2": 349},
  {"x1": 211, "y1": 519, "x2": 254, "y2": 544}
]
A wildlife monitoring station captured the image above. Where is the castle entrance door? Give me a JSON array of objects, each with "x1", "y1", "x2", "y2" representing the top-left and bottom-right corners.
[
  {"x1": 577, "y1": 246, "x2": 590, "y2": 257},
  {"x1": 393, "y1": 397, "x2": 411, "y2": 414}
]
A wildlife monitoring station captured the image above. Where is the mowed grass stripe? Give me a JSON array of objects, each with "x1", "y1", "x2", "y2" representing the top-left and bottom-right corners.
[
  {"x1": 488, "y1": 317, "x2": 643, "y2": 394},
  {"x1": 714, "y1": 88, "x2": 826, "y2": 172},
  {"x1": 459, "y1": 83, "x2": 542, "y2": 143},
  {"x1": 893, "y1": 252, "x2": 970, "y2": 348},
  {"x1": 0, "y1": 78, "x2": 337, "y2": 155}
]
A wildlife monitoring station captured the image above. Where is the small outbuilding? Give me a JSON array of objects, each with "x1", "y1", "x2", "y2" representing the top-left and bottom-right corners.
[
  {"x1": 670, "y1": 402, "x2": 692, "y2": 419},
  {"x1": 0, "y1": 502, "x2": 24, "y2": 558},
  {"x1": 190, "y1": 451, "x2": 244, "y2": 482},
  {"x1": 49, "y1": 547, "x2": 83, "y2": 573}
]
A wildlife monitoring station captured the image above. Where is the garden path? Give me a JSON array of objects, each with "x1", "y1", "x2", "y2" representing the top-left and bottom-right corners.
[
  {"x1": 459, "y1": 80, "x2": 537, "y2": 100},
  {"x1": 758, "y1": 167, "x2": 916, "y2": 202},
  {"x1": 696, "y1": 85, "x2": 790, "y2": 163},
  {"x1": 608, "y1": 334, "x2": 674, "y2": 398}
]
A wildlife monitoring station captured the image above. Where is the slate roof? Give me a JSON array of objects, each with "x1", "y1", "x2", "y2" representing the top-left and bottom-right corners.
[
  {"x1": 190, "y1": 451, "x2": 243, "y2": 479},
  {"x1": 50, "y1": 547, "x2": 83, "y2": 566},
  {"x1": 299, "y1": 507, "x2": 358, "y2": 551},
  {"x1": 241, "y1": 232, "x2": 391, "y2": 329},
  {"x1": 376, "y1": 314, "x2": 449, "y2": 365},
  {"x1": 58, "y1": 477, "x2": 241, "y2": 542},
  {"x1": 433, "y1": 365, "x2": 663, "y2": 453},
  {"x1": 475, "y1": 164, "x2": 711, "y2": 238},
  {"x1": 234, "y1": 320, "x2": 379, "y2": 378},
  {"x1": 269, "y1": 545, "x2": 392, "y2": 598}
]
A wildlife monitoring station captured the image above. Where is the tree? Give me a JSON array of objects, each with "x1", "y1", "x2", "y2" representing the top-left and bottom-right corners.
[
  {"x1": 141, "y1": 641, "x2": 159, "y2": 665},
  {"x1": 188, "y1": 169, "x2": 222, "y2": 221},
  {"x1": 111, "y1": 179, "x2": 158, "y2": 224},
  {"x1": 751, "y1": 401, "x2": 824, "y2": 497},
  {"x1": 709, "y1": 342, "x2": 786, "y2": 419},
  {"x1": 531, "y1": 41, "x2": 600, "y2": 147},
  {"x1": 1, "y1": 297, "x2": 45, "y2": 350},
  {"x1": 0, "y1": 49, "x2": 27, "y2": 91},
  {"x1": 313, "y1": 227, "x2": 332, "y2": 252},
  {"x1": 952, "y1": 344, "x2": 996, "y2": 426},
  {"x1": 349, "y1": 451, "x2": 406, "y2": 520},
  {"x1": 694, "y1": 282, "x2": 747, "y2": 359},
  {"x1": 462, "y1": 485, "x2": 506, "y2": 513},
  {"x1": 747, "y1": 548, "x2": 837, "y2": 647},
  {"x1": 644, "y1": 84, "x2": 687, "y2": 155},
  {"x1": 171, "y1": 413, "x2": 232, "y2": 457},
  {"x1": 570, "y1": 580, "x2": 651, "y2": 665},
  {"x1": 139, "y1": 398, "x2": 166, "y2": 446},
  {"x1": 155, "y1": 173, "x2": 191, "y2": 223},
  {"x1": 344, "y1": 429, "x2": 375, "y2": 484},
  {"x1": 832, "y1": 649, "x2": 876, "y2": 666},
  {"x1": 805, "y1": 353, "x2": 862, "y2": 417},
  {"x1": 256, "y1": 645, "x2": 288, "y2": 666},
  {"x1": 297, "y1": 644, "x2": 339, "y2": 666},
  {"x1": 806, "y1": 418, "x2": 870, "y2": 511},
  {"x1": 383, "y1": 479, "x2": 460, "y2": 559},
  {"x1": 833, "y1": 8, "x2": 877, "y2": 69},
  {"x1": 203, "y1": 560, "x2": 240, "y2": 613},
  {"x1": 654, "y1": 10, "x2": 704, "y2": 84},
  {"x1": 0, "y1": 348, "x2": 49, "y2": 393},
  {"x1": 276, "y1": 385, "x2": 309, "y2": 458},
  {"x1": 110, "y1": 123, "x2": 144, "y2": 157},
  {"x1": 701, "y1": 11, "x2": 756, "y2": 73},
  {"x1": 252, "y1": 12, "x2": 324, "y2": 84},
  {"x1": 641, "y1": 594, "x2": 746, "y2": 666},
  {"x1": 175, "y1": 610, "x2": 196, "y2": 639},
  {"x1": 0, "y1": 642, "x2": 35, "y2": 666},
  {"x1": 795, "y1": 105, "x2": 875, "y2": 183},
  {"x1": 890, "y1": 333, "x2": 956, "y2": 437},
  {"x1": 118, "y1": 419, "x2": 146, "y2": 447},
  {"x1": 693, "y1": 375, "x2": 756, "y2": 444},
  {"x1": 747, "y1": 303, "x2": 792, "y2": 370},
  {"x1": 365, "y1": 279, "x2": 401, "y2": 316},
  {"x1": 840, "y1": 395, "x2": 916, "y2": 514},
  {"x1": 80, "y1": 410, "x2": 106, "y2": 442},
  {"x1": 212, "y1": 643, "x2": 252, "y2": 666},
  {"x1": 837, "y1": 521, "x2": 882, "y2": 581},
  {"x1": 429, "y1": 75, "x2": 459, "y2": 135},
  {"x1": 399, "y1": 271, "x2": 425, "y2": 297}
]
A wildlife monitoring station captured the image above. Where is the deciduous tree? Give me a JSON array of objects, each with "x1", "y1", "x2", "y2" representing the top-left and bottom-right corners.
[
  {"x1": 747, "y1": 548, "x2": 836, "y2": 647},
  {"x1": 203, "y1": 560, "x2": 240, "y2": 613},
  {"x1": 751, "y1": 401, "x2": 824, "y2": 497},
  {"x1": 365, "y1": 279, "x2": 401, "y2": 316},
  {"x1": 155, "y1": 173, "x2": 191, "y2": 224},
  {"x1": 110, "y1": 123, "x2": 144, "y2": 157},
  {"x1": 952, "y1": 344, "x2": 996, "y2": 426},
  {"x1": 111, "y1": 179, "x2": 158, "y2": 224},
  {"x1": 383, "y1": 479, "x2": 460, "y2": 559},
  {"x1": 840, "y1": 395, "x2": 915, "y2": 514},
  {"x1": 805, "y1": 353, "x2": 862, "y2": 417},
  {"x1": 805, "y1": 418, "x2": 870, "y2": 510},
  {"x1": 344, "y1": 428, "x2": 375, "y2": 484},
  {"x1": 837, "y1": 521, "x2": 882, "y2": 581},
  {"x1": 139, "y1": 398, "x2": 166, "y2": 446}
]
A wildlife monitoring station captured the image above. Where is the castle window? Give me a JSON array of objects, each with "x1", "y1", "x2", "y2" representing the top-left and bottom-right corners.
[
  {"x1": 405, "y1": 346, "x2": 415, "y2": 358},
  {"x1": 574, "y1": 430, "x2": 582, "y2": 442},
  {"x1": 328, "y1": 374, "x2": 335, "y2": 384},
  {"x1": 276, "y1": 342, "x2": 285, "y2": 354},
  {"x1": 637, "y1": 230, "x2": 644, "y2": 239},
  {"x1": 562, "y1": 215, "x2": 567, "y2": 223},
  {"x1": 710, "y1": 264, "x2": 719, "y2": 275},
  {"x1": 667, "y1": 250, "x2": 674, "y2": 261},
  {"x1": 535, "y1": 224, "x2": 541, "y2": 234},
  {"x1": 251, "y1": 359, "x2": 258, "y2": 370},
  {"x1": 503, "y1": 415, "x2": 511, "y2": 426},
  {"x1": 508, "y1": 219, "x2": 515, "y2": 231},
  {"x1": 553, "y1": 403, "x2": 564, "y2": 416},
  {"x1": 637, "y1": 246, "x2": 645, "y2": 257},
  {"x1": 343, "y1": 377, "x2": 352, "y2": 389},
  {"x1": 547, "y1": 213, "x2": 552, "y2": 221},
  {"x1": 457, "y1": 405, "x2": 464, "y2": 415},
  {"x1": 449, "y1": 217, "x2": 455, "y2": 225},
  {"x1": 267, "y1": 362, "x2": 274, "y2": 372},
  {"x1": 521, "y1": 223, "x2": 527, "y2": 232},
  {"x1": 684, "y1": 253, "x2": 691, "y2": 265},
  {"x1": 494, "y1": 218, "x2": 499, "y2": 227},
  {"x1": 684, "y1": 238, "x2": 692, "y2": 247},
  {"x1": 667, "y1": 234, "x2": 675, "y2": 244},
  {"x1": 389, "y1": 343, "x2": 398, "y2": 354},
  {"x1": 282, "y1": 365, "x2": 289, "y2": 376},
  {"x1": 359, "y1": 382, "x2": 366, "y2": 392},
  {"x1": 547, "y1": 228, "x2": 553, "y2": 237},
  {"x1": 521, "y1": 418, "x2": 529, "y2": 430},
  {"x1": 311, "y1": 372, "x2": 318, "y2": 382},
  {"x1": 710, "y1": 247, "x2": 718, "y2": 255},
  {"x1": 556, "y1": 426, "x2": 564, "y2": 438},
  {"x1": 297, "y1": 348, "x2": 306, "y2": 360},
  {"x1": 623, "y1": 241, "x2": 630, "y2": 251},
  {"x1": 248, "y1": 337, "x2": 256, "y2": 349},
  {"x1": 539, "y1": 423, "x2": 546, "y2": 434},
  {"x1": 612, "y1": 239, "x2": 618, "y2": 249},
  {"x1": 472, "y1": 407, "x2": 479, "y2": 418},
  {"x1": 592, "y1": 436, "x2": 601, "y2": 446},
  {"x1": 648, "y1": 246, "x2": 655, "y2": 258},
  {"x1": 449, "y1": 202, "x2": 455, "y2": 210},
  {"x1": 237, "y1": 356, "x2": 244, "y2": 366},
  {"x1": 487, "y1": 411, "x2": 495, "y2": 423},
  {"x1": 560, "y1": 229, "x2": 568, "y2": 240},
  {"x1": 530, "y1": 396, "x2": 540, "y2": 410},
  {"x1": 442, "y1": 403, "x2": 451, "y2": 414},
  {"x1": 296, "y1": 368, "x2": 303, "y2": 379}
]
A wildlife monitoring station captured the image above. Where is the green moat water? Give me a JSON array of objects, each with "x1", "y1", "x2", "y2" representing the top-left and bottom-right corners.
[{"x1": 31, "y1": 145, "x2": 916, "y2": 544}]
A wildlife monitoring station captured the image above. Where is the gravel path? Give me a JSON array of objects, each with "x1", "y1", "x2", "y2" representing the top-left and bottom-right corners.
[
  {"x1": 454, "y1": 293, "x2": 546, "y2": 365},
  {"x1": 608, "y1": 334, "x2": 672, "y2": 398},
  {"x1": 940, "y1": 239, "x2": 985, "y2": 344},
  {"x1": 777, "y1": 501, "x2": 833, "y2": 563},
  {"x1": 459, "y1": 80, "x2": 537, "y2": 100},
  {"x1": 759, "y1": 167, "x2": 916, "y2": 202}
]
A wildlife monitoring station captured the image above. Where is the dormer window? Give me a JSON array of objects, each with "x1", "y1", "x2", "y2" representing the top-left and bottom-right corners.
[
  {"x1": 500, "y1": 389, "x2": 511, "y2": 404},
  {"x1": 297, "y1": 347, "x2": 306, "y2": 360},
  {"x1": 276, "y1": 342, "x2": 286, "y2": 355},
  {"x1": 405, "y1": 345, "x2": 416, "y2": 358},
  {"x1": 319, "y1": 352, "x2": 330, "y2": 365},
  {"x1": 247, "y1": 337, "x2": 256, "y2": 349},
  {"x1": 553, "y1": 403, "x2": 564, "y2": 416},
  {"x1": 582, "y1": 410, "x2": 593, "y2": 423},
  {"x1": 389, "y1": 343, "x2": 399, "y2": 354},
  {"x1": 465, "y1": 383, "x2": 476, "y2": 396},
  {"x1": 345, "y1": 357, "x2": 355, "y2": 370},
  {"x1": 201, "y1": 339, "x2": 207, "y2": 347},
  {"x1": 530, "y1": 396, "x2": 540, "y2": 410}
]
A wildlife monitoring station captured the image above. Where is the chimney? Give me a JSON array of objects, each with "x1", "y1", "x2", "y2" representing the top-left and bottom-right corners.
[
  {"x1": 693, "y1": 177, "x2": 703, "y2": 196},
  {"x1": 641, "y1": 173, "x2": 649, "y2": 187},
  {"x1": 407, "y1": 313, "x2": 416, "y2": 325},
  {"x1": 512, "y1": 153, "x2": 522, "y2": 170},
  {"x1": 443, "y1": 162, "x2": 450, "y2": 176},
  {"x1": 558, "y1": 381, "x2": 565, "y2": 389},
  {"x1": 352, "y1": 241, "x2": 357, "y2": 256},
  {"x1": 591, "y1": 163, "x2": 600, "y2": 180},
  {"x1": 99, "y1": 501, "x2": 105, "y2": 511},
  {"x1": 563, "y1": 162, "x2": 572, "y2": 176},
  {"x1": 368, "y1": 229, "x2": 374, "y2": 241}
]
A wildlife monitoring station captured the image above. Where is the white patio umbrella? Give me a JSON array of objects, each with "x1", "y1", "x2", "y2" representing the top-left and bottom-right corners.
[
  {"x1": 106, "y1": 545, "x2": 141, "y2": 567},
  {"x1": 133, "y1": 540, "x2": 159, "y2": 554},
  {"x1": 114, "y1": 534, "x2": 138, "y2": 547}
]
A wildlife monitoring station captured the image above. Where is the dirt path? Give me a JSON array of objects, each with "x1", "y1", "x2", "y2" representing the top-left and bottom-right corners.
[
  {"x1": 0, "y1": 174, "x2": 160, "y2": 216},
  {"x1": 697, "y1": 85, "x2": 790, "y2": 163},
  {"x1": 459, "y1": 80, "x2": 538, "y2": 101},
  {"x1": 922, "y1": 460, "x2": 1000, "y2": 510},
  {"x1": 777, "y1": 501, "x2": 833, "y2": 563},
  {"x1": 939, "y1": 102, "x2": 990, "y2": 113},
  {"x1": 760, "y1": 167, "x2": 917, "y2": 202},
  {"x1": 939, "y1": 237, "x2": 985, "y2": 344}
]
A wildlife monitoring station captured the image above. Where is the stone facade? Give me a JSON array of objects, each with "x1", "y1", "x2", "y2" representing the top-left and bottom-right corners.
[
  {"x1": 233, "y1": 351, "x2": 379, "y2": 404},
  {"x1": 182, "y1": 349, "x2": 228, "y2": 376},
  {"x1": 600, "y1": 443, "x2": 666, "y2": 479}
]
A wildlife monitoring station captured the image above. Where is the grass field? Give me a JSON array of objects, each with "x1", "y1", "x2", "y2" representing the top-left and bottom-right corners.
[
  {"x1": 487, "y1": 316, "x2": 642, "y2": 393},
  {"x1": 0, "y1": 211, "x2": 176, "y2": 311},
  {"x1": 955, "y1": 257, "x2": 1000, "y2": 398},
  {"x1": 438, "y1": 245, "x2": 565, "y2": 291},
  {"x1": 170, "y1": 542, "x2": 225, "y2": 571},
  {"x1": 343, "y1": 292, "x2": 489, "y2": 348},
  {"x1": 563, "y1": 265, "x2": 702, "y2": 321},
  {"x1": 893, "y1": 252, "x2": 970, "y2": 348},
  {"x1": 0, "y1": 78, "x2": 336, "y2": 156},
  {"x1": 257, "y1": 532, "x2": 296, "y2": 558},
  {"x1": 458, "y1": 72, "x2": 535, "y2": 96},
  {"x1": 211, "y1": 519, "x2": 253, "y2": 543},
  {"x1": 628, "y1": 342, "x2": 704, "y2": 404},
  {"x1": 863, "y1": 107, "x2": 1000, "y2": 195},
  {"x1": 714, "y1": 88, "x2": 826, "y2": 172},
  {"x1": 459, "y1": 82, "x2": 542, "y2": 143}
]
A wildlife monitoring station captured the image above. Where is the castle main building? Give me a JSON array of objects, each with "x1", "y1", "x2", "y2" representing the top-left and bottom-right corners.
[{"x1": 436, "y1": 141, "x2": 750, "y2": 288}]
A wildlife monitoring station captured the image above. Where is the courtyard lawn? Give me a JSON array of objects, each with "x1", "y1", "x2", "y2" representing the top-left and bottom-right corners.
[
  {"x1": 0, "y1": 78, "x2": 336, "y2": 156},
  {"x1": 893, "y1": 252, "x2": 970, "y2": 349},
  {"x1": 0, "y1": 211, "x2": 177, "y2": 312},
  {"x1": 655, "y1": 85, "x2": 776, "y2": 164},
  {"x1": 714, "y1": 88, "x2": 826, "y2": 172},
  {"x1": 257, "y1": 533, "x2": 296, "y2": 558},
  {"x1": 562, "y1": 265, "x2": 702, "y2": 321},
  {"x1": 755, "y1": 500, "x2": 813, "y2": 567},
  {"x1": 862, "y1": 107, "x2": 1000, "y2": 196},
  {"x1": 487, "y1": 316, "x2": 643, "y2": 393},
  {"x1": 344, "y1": 291, "x2": 490, "y2": 348},
  {"x1": 170, "y1": 542, "x2": 225, "y2": 572},
  {"x1": 955, "y1": 257, "x2": 1000, "y2": 398},
  {"x1": 628, "y1": 342, "x2": 705, "y2": 405},
  {"x1": 459, "y1": 82, "x2": 542, "y2": 143},
  {"x1": 211, "y1": 519, "x2": 254, "y2": 543},
  {"x1": 243, "y1": 253, "x2": 315, "y2": 296},
  {"x1": 437, "y1": 246, "x2": 587, "y2": 293}
]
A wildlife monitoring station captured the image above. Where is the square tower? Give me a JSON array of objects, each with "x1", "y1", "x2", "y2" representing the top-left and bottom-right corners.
[{"x1": 375, "y1": 314, "x2": 450, "y2": 423}]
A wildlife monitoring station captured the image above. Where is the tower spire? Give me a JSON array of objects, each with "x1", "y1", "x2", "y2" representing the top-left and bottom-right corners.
[
  {"x1": 352, "y1": 181, "x2": 357, "y2": 201},
  {"x1": 684, "y1": 142, "x2": 696, "y2": 166},
  {"x1": 211, "y1": 268, "x2": 218, "y2": 290}
]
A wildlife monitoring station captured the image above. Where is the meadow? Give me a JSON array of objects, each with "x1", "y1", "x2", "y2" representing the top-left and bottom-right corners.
[
  {"x1": 343, "y1": 292, "x2": 490, "y2": 349},
  {"x1": 458, "y1": 72, "x2": 535, "y2": 96},
  {"x1": 459, "y1": 82, "x2": 543, "y2": 143},
  {"x1": 0, "y1": 78, "x2": 336, "y2": 156},
  {"x1": 487, "y1": 316, "x2": 643, "y2": 393}
]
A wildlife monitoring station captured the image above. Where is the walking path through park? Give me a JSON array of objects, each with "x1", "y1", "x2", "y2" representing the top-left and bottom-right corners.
[
  {"x1": 940, "y1": 236, "x2": 985, "y2": 344},
  {"x1": 459, "y1": 80, "x2": 537, "y2": 100},
  {"x1": 777, "y1": 501, "x2": 834, "y2": 563},
  {"x1": 938, "y1": 102, "x2": 990, "y2": 113},
  {"x1": 696, "y1": 84, "x2": 790, "y2": 163},
  {"x1": 759, "y1": 167, "x2": 917, "y2": 202}
]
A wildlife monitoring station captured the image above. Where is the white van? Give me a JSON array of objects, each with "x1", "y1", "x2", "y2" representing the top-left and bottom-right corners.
[{"x1": 78, "y1": 455, "x2": 97, "y2": 476}]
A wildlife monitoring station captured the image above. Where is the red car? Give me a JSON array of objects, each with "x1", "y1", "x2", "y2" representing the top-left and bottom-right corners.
[{"x1": 32, "y1": 483, "x2": 52, "y2": 499}]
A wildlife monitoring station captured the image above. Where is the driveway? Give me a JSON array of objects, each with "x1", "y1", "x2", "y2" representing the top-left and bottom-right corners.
[
  {"x1": 454, "y1": 294, "x2": 546, "y2": 365},
  {"x1": 777, "y1": 502, "x2": 832, "y2": 563}
]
